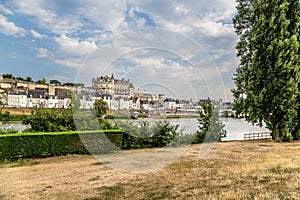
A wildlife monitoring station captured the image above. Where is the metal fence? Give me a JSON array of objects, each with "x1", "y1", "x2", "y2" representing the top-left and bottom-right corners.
[{"x1": 244, "y1": 132, "x2": 272, "y2": 140}]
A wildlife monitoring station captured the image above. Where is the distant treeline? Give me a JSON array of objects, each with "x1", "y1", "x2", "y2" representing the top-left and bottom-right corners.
[
  {"x1": 0, "y1": 110, "x2": 23, "y2": 121},
  {"x1": 2, "y1": 73, "x2": 84, "y2": 86}
]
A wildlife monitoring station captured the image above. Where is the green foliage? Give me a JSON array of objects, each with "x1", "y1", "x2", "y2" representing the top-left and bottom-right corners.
[
  {"x1": 22, "y1": 107, "x2": 76, "y2": 132},
  {"x1": 0, "y1": 110, "x2": 23, "y2": 121},
  {"x1": 3, "y1": 74, "x2": 13, "y2": 79},
  {"x1": 105, "y1": 114, "x2": 137, "y2": 119},
  {"x1": 232, "y1": 0, "x2": 300, "y2": 141},
  {"x1": 25, "y1": 76, "x2": 33, "y2": 82},
  {"x1": 36, "y1": 78, "x2": 46, "y2": 84},
  {"x1": 63, "y1": 82, "x2": 85, "y2": 87},
  {"x1": 2, "y1": 74, "x2": 32, "y2": 82},
  {"x1": 194, "y1": 100, "x2": 226, "y2": 143},
  {"x1": 0, "y1": 130, "x2": 124, "y2": 162},
  {"x1": 117, "y1": 120, "x2": 181, "y2": 149},
  {"x1": 0, "y1": 110, "x2": 11, "y2": 121},
  {"x1": 94, "y1": 99, "x2": 109, "y2": 118},
  {"x1": 98, "y1": 119, "x2": 117, "y2": 130},
  {"x1": 50, "y1": 79, "x2": 61, "y2": 85}
]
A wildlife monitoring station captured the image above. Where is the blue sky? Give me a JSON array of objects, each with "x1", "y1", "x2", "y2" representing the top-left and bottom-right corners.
[{"x1": 0, "y1": 0, "x2": 238, "y2": 101}]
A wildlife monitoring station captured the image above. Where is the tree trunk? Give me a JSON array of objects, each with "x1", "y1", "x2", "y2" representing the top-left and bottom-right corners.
[{"x1": 274, "y1": 123, "x2": 281, "y2": 142}]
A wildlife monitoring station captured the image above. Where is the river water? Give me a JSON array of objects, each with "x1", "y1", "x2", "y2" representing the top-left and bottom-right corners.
[
  {"x1": 3, "y1": 118, "x2": 270, "y2": 141},
  {"x1": 0, "y1": 121, "x2": 29, "y2": 132},
  {"x1": 116, "y1": 117, "x2": 270, "y2": 141}
]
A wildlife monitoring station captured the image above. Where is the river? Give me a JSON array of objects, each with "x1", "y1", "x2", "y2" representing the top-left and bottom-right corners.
[
  {"x1": 116, "y1": 117, "x2": 270, "y2": 141},
  {"x1": 2, "y1": 118, "x2": 270, "y2": 141}
]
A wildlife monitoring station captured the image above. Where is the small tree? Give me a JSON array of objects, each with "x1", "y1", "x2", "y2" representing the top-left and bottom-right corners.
[
  {"x1": 94, "y1": 99, "x2": 109, "y2": 118},
  {"x1": 194, "y1": 100, "x2": 226, "y2": 143},
  {"x1": 25, "y1": 76, "x2": 33, "y2": 82}
]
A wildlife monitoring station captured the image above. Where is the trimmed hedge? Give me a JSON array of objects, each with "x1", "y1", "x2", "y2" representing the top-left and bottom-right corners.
[{"x1": 0, "y1": 130, "x2": 124, "y2": 162}]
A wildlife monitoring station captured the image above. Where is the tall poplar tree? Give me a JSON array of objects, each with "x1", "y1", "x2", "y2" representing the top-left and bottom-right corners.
[{"x1": 233, "y1": 0, "x2": 300, "y2": 141}]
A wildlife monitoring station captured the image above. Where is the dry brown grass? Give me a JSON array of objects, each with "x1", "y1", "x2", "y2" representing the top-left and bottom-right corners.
[{"x1": 1, "y1": 141, "x2": 300, "y2": 199}]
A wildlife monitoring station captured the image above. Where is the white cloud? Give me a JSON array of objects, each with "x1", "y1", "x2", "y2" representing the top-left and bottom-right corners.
[
  {"x1": 9, "y1": 0, "x2": 56, "y2": 23},
  {"x1": 8, "y1": 0, "x2": 127, "y2": 35},
  {"x1": 194, "y1": 21, "x2": 234, "y2": 37},
  {"x1": 54, "y1": 58, "x2": 83, "y2": 69},
  {"x1": 8, "y1": 0, "x2": 82, "y2": 35},
  {"x1": 0, "y1": 4, "x2": 14, "y2": 15},
  {"x1": 77, "y1": 1, "x2": 127, "y2": 32},
  {"x1": 54, "y1": 34, "x2": 97, "y2": 57},
  {"x1": 37, "y1": 48, "x2": 49, "y2": 58},
  {"x1": 30, "y1": 29, "x2": 47, "y2": 39},
  {"x1": 0, "y1": 14, "x2": 26, "y2": 37}
]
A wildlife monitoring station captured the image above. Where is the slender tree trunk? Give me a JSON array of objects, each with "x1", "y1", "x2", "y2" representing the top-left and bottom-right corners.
[{"x1": 274, "y1": 123, "x2": 281, "y2": 142}]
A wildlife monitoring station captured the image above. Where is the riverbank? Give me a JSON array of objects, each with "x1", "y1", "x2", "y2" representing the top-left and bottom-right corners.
[
  {"x1": 1, "y1": 141, "x2": 300, "y2": 199},
  {"x1": 1, "y1": 107, "x2": 199, "y2": 118}
]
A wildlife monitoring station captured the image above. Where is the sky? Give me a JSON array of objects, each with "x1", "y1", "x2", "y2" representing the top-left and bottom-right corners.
[{"x1": 0, "y1": 0, "x2": 239, "y2": 101}]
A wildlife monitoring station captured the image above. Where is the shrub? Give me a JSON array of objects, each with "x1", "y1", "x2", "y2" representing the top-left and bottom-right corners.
[
  {"x1": 117, "y1": 120, "x2": 181, "y2": 149},
  {"x1": 0, "y1": 130, "x2": 123, "y2": 162},
  {"x1": 22, "y1": 107, "x2": 76, "y2": 132},
  {"x1": 0, "y1": 110, "x2": 11, "y2": 121}
]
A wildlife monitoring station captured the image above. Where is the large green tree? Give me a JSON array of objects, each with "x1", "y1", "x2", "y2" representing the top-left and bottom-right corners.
[{"x1": 233, "y1": 0, "x2": 300, "y2": 141}]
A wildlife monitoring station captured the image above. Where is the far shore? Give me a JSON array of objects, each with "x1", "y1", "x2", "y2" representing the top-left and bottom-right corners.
[{"x1": 1, "y1": 107, "x2": 200, "y2": 118}]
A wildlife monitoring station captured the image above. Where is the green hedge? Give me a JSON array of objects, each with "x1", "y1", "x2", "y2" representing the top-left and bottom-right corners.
[{"x1": 0, "y1": 130, "x2": 124, "y2": 162}]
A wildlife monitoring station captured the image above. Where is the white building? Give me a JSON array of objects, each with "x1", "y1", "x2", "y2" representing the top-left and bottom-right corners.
[
  {"x1": 101, "y1": 94, "x2": 113, "y2": 109},
  {"x1": 80, "y1": 98, "x2": 94, "y2": 109},
  {"x1": 46, "y1": 96, "x2": 59, "y2": 108},
  {"x1": 27, "y1": 97, "x2": 47, "y2": 108},
  {"x1": 113, "y1": 97, "x2": 130, "y2": 110},
  {"x1": 7, "y1": 92, "x2": 27, "y2": 107},
  {"x1": 163, "y1": 98, "x2": 177, "y2": 110}
]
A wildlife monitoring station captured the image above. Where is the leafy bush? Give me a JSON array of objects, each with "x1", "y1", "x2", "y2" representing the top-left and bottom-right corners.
[
  {"x1": 22, "y1": 107, "x2": 75, "y2": 132},
  {"x1": 0, "y1": 109, "x2": 24, "y2": 121},
  {"x1": 117, "y1": 120, "x2": 181, "y2": 149},
  {"x1": 0, "y1": 110, "x2": 11, "y2": 121},
  {"x1": 0, "y1": 130, "x2": 124, "y2": 162}
]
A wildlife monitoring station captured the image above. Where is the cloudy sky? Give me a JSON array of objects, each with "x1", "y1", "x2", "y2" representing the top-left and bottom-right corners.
[{"x1": 0, "y1": 0, "x2": 239, "y2": 101}]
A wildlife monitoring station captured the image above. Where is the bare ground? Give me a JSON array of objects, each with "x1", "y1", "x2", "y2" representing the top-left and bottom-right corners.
[{"x1": 1, "y1": 141, "x2": 300, "y2": 200}]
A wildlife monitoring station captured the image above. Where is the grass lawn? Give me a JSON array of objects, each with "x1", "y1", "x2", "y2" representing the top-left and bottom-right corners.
[{"x1": 0, "y1": 141, "x2": 300, "y2": 199}]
